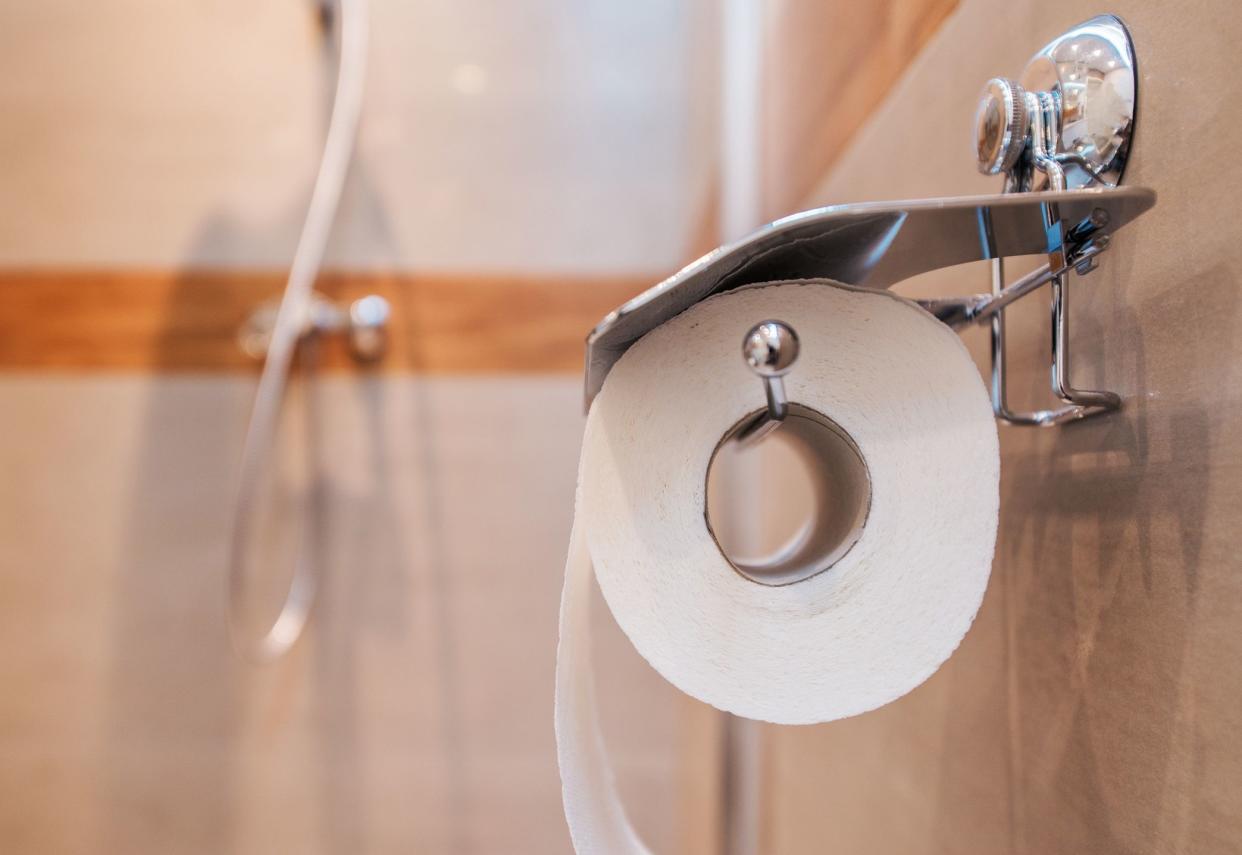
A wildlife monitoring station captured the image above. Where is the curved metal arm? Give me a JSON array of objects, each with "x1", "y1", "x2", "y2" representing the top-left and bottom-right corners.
[
  {"x1": 988, "y1": 258, "x2": 1119, "y2": 426},
  {"x1": 227, "y1": 0, "x2": 368, "y2": 663}
]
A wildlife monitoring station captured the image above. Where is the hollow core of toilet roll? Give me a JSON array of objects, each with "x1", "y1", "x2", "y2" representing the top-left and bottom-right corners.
[{"x1": 704, "y1": 402, "x2": 872, "y2": 587}]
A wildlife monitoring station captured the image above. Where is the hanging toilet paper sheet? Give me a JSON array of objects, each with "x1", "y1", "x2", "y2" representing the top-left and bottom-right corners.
[{"x1": 555, "y1": 280, "x2": 999, "y2": 853}]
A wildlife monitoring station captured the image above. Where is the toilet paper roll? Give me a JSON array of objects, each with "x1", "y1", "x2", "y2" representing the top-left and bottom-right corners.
[{"x1": 555, "y1": 280, "x2": 999, "y2": 853}]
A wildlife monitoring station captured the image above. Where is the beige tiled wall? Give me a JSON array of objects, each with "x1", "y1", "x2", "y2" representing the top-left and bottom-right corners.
[
  {"x1": 0, "y1": 375, "x2": 701, "y2": 853},
  {"x1": 0, "y1": 0, "x2": 711, "y2": 273},
  {"x1": 0, "y1": 1, "x2": 723, "y2": 850}
]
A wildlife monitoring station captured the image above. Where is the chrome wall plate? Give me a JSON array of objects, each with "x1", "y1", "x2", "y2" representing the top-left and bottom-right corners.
[
  {"x1": 975, "y1": 15, "x2": 1137, "y2": 190},
  {"x1": 1023, "y1": 14, "x2": 1136, "y2": 189}
]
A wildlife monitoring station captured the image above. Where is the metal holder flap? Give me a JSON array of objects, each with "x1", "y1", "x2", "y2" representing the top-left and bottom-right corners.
[{"x1": 584, "y1": 186, "x2": 1154, "y2": 409}]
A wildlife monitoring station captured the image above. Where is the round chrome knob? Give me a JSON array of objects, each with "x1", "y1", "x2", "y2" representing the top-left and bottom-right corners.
[
  {"x1": 974, "y1": 78, "x2": 1029, "y2": 175},
  {"x1": 743, "y1": 320, "x2": 799, "y2": 378},
  {"x1": 347, "y1": 295, "x2": 390, "y2": 362}
]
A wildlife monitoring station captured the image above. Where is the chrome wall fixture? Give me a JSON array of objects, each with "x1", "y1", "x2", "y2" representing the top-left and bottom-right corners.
[
  {"x1": 974, "y1": 14, "x2": 1137, "y2": 424},
  {"x1": 239, "y1": 292, "x2": 390, "y2": 363},
  {"x1": 975, "y1": 16, "x2": 1136, "y2": 193},
  {"x1": 583, "y1": 15, "x2": 1149, "y2": 430}
]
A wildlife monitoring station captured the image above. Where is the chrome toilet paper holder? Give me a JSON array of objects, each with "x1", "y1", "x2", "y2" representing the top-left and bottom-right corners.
[{"x1": 584, "y1": 15, "x2": 1153, "y2": 428}]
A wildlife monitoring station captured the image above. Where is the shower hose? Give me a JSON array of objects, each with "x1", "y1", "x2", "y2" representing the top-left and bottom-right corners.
[{"x1": 227, "y1": 0, "x2": 368, "y2": 663}]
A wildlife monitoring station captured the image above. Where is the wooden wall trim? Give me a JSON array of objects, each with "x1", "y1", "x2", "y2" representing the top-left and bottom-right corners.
[{"x1": 0, "y1": 270, "x2": 659, "y2": 373}]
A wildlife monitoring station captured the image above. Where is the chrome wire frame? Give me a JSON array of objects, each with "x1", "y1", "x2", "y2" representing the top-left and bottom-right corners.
[{"x1": 988, "y1": 91, "x2": 1121, "y2": 426}]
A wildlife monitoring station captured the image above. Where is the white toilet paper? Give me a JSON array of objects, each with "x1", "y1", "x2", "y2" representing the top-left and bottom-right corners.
[{"x1": 556, "y1": 280, "x2": 999, "y2": 853}]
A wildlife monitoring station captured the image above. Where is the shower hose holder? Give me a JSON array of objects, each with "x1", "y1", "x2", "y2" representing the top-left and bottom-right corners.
[
  {"x1": 584, "y1": 15, "x2": 1151, "y2": 428},
  {"x1": 239, "y1": 292, "x2": 390, "y2": 363}
]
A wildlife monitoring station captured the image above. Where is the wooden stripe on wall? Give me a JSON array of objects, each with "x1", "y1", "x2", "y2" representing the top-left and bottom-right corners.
[{"x1": 0, "y1": 270, "x2": 658, "y2": 373}]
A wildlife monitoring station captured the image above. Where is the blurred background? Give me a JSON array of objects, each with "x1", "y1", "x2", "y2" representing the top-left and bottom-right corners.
[{"x1": 3, "y1": 1, "x2": 1239, "y2": 854}]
